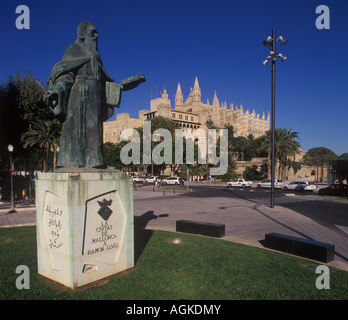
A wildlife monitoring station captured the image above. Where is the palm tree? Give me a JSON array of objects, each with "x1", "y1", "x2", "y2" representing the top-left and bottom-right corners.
[
  {"x1": 233, "y1": 136, "x2": 249, "y2": 161},
  {"x1": 277, "y1": 129, "x2": 301, "y2": 179},
  {"x1": 259, "y1": 128, "x2": 301, "y2": 179},
  {"x1": 206, "y1": 119, "x2": 216, "y2": 129},
  {"x1": 224, "y1": 124, "x2": 234, "y2": 151},
  {"x1": 21, "y1": 119, "x2": 61, "y2": 172}
]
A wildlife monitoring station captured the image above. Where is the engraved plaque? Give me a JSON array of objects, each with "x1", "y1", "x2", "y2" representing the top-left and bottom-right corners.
[
  {"x1": 82, "y1": 190, "x2": 127, "y2": 265},
  {"x1": 42, "y1": 191, "x2": 69, "y2": 271}
]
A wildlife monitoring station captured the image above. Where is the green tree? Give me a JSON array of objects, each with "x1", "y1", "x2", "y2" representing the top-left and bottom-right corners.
[
  {"x1": 103, "y1": 141, "x2": 129, "y2": 170},
  {"x1": 253, "y1": 135, "x2": 268, "y2": 157},
  {"x1": 245, "y1": 134, "x2": 258, "y2": 161},
  {"x1": 224, "y1": 124, "x2": 234, "y2": 151},
  {"x1": 171, "y1": 137, "x2": 202, "y2": 177},
  {"x1": 129, "y1": 116, "x2": 180, "y2": 176},
  {"x1": 243, "y1": 164, "x2": 261, "y2": 181},
  {"x1": 0, "y1": 76, "x2": 25, "y2": 169},
  {"x1": 206, "y1": 119, "x2": 216, "y2": 129},
  {"x1": 14, "y1": 70, "x2": 54, "y2": 125},
  {"x1": 0, "y1": 71, "x2": 54, "y2": 171},
  {"x1": 217, "y1": 152, "x2": 237, "y2": 182},
  {"x1": 149, "y1": 116, "x2": 179, "y2": 175},
  {"x1": 286, "y1": 159, "x2": 301, "y2": 176},
  {"x1": 149, "y1": 116, "x2": 179, "y2": 133},
  {"x1": 277, "y1": 129, "x2": 301, "y2": 179},
  {"x1": 233, "y1": 136, "x2": 249, "y2": 161},
  {"x1": 21, "y1": 119, "x2": 61, "y2": 172},
  {"x1": 303, "y1": 147, "x2": 338, "y2": 182},
  {"x1": 258, "y1": 128, "x2": 301, "y2": 179}
]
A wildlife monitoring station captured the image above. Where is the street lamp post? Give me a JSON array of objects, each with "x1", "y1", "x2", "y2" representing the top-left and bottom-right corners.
[
  {"x1": 262, "y1": 29, "x2": 287, "y2": 208},
  {"x1": 8, "y1": 144, "x2": 16, "y2": 213}
]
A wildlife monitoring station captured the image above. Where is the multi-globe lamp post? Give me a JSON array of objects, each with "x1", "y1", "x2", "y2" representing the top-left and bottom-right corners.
[{"x1": 262, "y1": 29, "x2": 287, "y2": 208}]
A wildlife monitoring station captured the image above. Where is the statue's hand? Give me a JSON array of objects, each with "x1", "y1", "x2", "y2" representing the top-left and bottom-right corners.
[
  {"x1": 47, "y1": 90, "x2": 59, "y2": 107},
  {"x1": 47, "y1": 90, "x2": 65, "y2": 122},
  {"x1": 121, "y1": 74, "x2": 146, "y2": 91}
]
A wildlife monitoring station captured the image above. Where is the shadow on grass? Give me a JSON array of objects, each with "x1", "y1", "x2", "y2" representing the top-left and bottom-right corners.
[
  {"x1": 134, "y1": 211, "x2": 170, "y2": 265},
  {"x1": 134, "y1": 215, "x2": 152, "y2": 265}
]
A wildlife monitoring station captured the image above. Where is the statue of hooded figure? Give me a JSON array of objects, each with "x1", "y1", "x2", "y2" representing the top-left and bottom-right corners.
[{"x1": 47, "y1": 21, "x2": 121, "y2": 169}]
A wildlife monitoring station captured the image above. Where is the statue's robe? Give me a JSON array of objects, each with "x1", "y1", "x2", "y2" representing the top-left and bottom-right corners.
[{"x1": 48, "y1": 42, "x2": 121, "y2": 168}]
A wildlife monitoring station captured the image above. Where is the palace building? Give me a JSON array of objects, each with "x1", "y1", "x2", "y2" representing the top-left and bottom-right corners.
[{"x1": 103, "y1": 76, "x2": 270, "y2": 144}]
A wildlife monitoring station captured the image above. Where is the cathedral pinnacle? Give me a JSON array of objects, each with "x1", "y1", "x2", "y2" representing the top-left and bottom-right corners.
[
  {"x1": 193, "y1": 76, "x2": 200, "y2": 91},
  {"x1": 161, "y1": 86, "x2": 168, "y2": 99},
  {"x1": 212, "y1": 90, "x2": 220, "y2": 107},
  {"x1": 192, "y1": 76, "x2": 201, "y2": 102},
  {"x1": 175, "y1": 82, "x2": 183, "y2": 106},
  {"x1": 176, "y1": 82, "x2": 182, "y2": 95}
]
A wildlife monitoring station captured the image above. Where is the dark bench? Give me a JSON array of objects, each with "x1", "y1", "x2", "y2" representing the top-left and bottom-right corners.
[
  {"x1": 176, "y1": 220, "x2": 225, "y2": 238},
  {"x1": 264, "y1": 232, "x2": 335, "y2": 263}
]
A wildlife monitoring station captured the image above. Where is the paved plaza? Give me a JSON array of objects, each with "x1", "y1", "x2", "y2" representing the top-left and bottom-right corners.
[{"x1": 1, "y1": 183, "x2": 348, "y2": 271}]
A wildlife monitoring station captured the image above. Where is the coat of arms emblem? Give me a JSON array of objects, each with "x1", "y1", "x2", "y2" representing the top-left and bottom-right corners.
[{"x1": 97, "y1": 198, "x2": 113, "y2": 221}]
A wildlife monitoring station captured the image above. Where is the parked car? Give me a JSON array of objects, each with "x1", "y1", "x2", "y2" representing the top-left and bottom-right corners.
[
  {"x1": 131, "y1": 176, "x2": 143, "y2": 182},
  {"x1": 257, "y1": 179, "x2": 283, "y2": 189},
  {"x1": 227, "y1": 179, "x2": 253, "y2": 188},
  {"x1": 161, "y1": 177, "x2": 184, "y2": 185},
  {"x1": 282, "y1": 181, "x2": 316, "y2": 192},
  {"x1": 319, "y1": 184, "x2": 348, "y2": 197},
  {"x1": 144, "y1": 176, "x2": 158, "y2": 184}
]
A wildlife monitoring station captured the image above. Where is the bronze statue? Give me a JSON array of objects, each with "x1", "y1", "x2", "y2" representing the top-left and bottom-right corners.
[{"x1": 46, "y1": 21, "x2": 145, "y2": 169}]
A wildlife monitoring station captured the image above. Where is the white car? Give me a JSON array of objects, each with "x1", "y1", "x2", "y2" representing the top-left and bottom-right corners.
[
  {"x1": 282, "y1": 181, "x2": 316, "y2": 191},
  {"x1": 161, "y1": 177, "x2": 184, "y2": 185},
  {"x1": 257, "y1": 179, "x2": 283, "y2": 189},
  {"x1": 131, "y1": 176, "x2": 143, "y2": 182},
  {"x1": 145, "y1": 176, "x2": 158, "y2": 183},
  {"x1": 227, "y1": 179, "x2": 253, "y2": 188}
]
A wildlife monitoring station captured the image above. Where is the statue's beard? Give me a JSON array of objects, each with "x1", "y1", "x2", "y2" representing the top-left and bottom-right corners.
[{"x1": 85, "y1": 37, "x2": 99, "y2": 56}]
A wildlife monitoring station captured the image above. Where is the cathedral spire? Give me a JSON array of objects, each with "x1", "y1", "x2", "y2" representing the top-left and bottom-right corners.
[
  {"x1": 176, "y1": 82, "x2": 182, "y2": 95},
  {"x1": 175, "y1": 82, "x2": 183, "y2": 106},
  {"x1": 212, "y1": 90, "x2": 220, "y2": 107},
  {"x1": 192, "y1": 76, "x2": 201, "y2": 102},
  {"x1": 193, "y1": 76, "x2": 200, "y2": 90}
]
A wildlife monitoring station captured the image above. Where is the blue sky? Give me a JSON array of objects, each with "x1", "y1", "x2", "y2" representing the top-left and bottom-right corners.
[{"x1": 1, "y1": 0, "x2": 348, "y2": 156}]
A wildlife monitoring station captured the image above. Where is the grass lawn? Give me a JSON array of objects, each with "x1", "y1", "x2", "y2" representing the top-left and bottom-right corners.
[
  {"x1": 331, "y1": 197, "x2": 348, "y2": 202},
  {"x1": 0, "y1": 226, "x2": 348, "y2": 300}
]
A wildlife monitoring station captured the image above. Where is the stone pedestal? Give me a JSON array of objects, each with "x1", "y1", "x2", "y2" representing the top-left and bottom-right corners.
[{"x1": 35, "y1": 170, "x2": 134, "y2": 289}]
